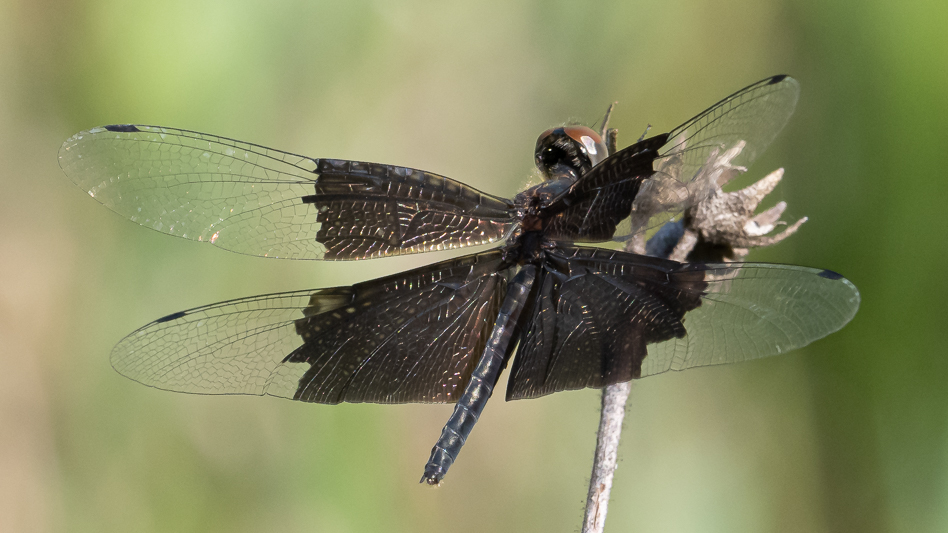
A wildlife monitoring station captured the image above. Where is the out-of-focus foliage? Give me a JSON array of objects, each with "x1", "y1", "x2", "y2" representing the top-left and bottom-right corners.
[{"x1": 1, "y1": 0, "x2": 945, "y2": 532}]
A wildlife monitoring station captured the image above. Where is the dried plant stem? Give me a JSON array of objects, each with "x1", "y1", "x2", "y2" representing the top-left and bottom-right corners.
[
  {"x1": 582, "y1": 118, "x2": 628, "y2": 533},
  {"x1": 582, "y1": 381, "x2": 631, "y2": 533},
  {"x1": 581, "y1": 109, "x2": 805, "y2": 533}
]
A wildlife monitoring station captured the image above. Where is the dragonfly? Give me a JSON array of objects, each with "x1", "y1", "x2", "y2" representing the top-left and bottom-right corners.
[{"x1": 59, "y1": 75, "x2": 860, "y2": 485}]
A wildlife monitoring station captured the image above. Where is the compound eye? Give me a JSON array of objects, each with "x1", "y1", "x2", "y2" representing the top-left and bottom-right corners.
[
  {"x1": 535, "y1": 128, "x2": 556, "y2": 147},
  {"x1": 579, "y1": 135, "x2": 599, "y2": 156},
  {"x1": 540, "y1": 146, "x2": 560, "y2": 163},
  {"x1": 562, "y1": 126, "x2": 608, "y2": 166}
]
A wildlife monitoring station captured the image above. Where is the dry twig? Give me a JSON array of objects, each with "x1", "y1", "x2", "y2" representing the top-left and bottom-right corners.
[{"x1": 581, "y1": 115, "x2": 805, "y2": 533}]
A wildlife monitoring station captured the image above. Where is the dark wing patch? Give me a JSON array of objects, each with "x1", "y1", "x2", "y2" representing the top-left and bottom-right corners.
[
  {"x1": 60, "y1": 125, "x2": 515, "y2": 260},
  {"x1": 541, "y1": 135, "x2": 669, "y2": 242},
  {"x1": 287, "y1": 250, "x2": 511, "y2": 403},
  {"x1": 507, "y1": 248, "x2": 704, "y2": 399},
  {"x1": 104, "y1": 124, "x2": 142, "y2": 133},
  {"x1": 307, "y1": 159, "x2": 515, "y2": 260},
  {"x1": 111, "y1": 250, "x2": 511, "y2": 404},
  {"x1": 506, "y1": 247, "x2": 860, "y2": 399}
]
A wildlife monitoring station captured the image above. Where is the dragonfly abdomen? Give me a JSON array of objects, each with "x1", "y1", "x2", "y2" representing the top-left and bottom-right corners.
[{"x1": 421, "y1": 265, "x2": 537, "y2": 485}]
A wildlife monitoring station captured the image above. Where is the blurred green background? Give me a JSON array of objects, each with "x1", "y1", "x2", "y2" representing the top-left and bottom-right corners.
[{"x1": 2, "y1": 0, "x2": 946, "y2": 531}]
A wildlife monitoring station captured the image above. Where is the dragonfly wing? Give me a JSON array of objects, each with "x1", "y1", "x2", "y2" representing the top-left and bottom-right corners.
[
  {"x1": 112, "y1": 250, "x2": 512, "y2": 404},
  {"x1": 506, "y1": 247, "x2": 859, "y2": 399},
  {"x1": 60, "y1": 125, "x2": 515, "y2": 260},
  {"x1": 541, "y1": 75, "x2": 800, "y2": 243}
]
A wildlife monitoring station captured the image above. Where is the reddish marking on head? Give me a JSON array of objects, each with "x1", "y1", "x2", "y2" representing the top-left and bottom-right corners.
[{"x1": 561, "y1": 126, "x2": 603, "y2": 145}]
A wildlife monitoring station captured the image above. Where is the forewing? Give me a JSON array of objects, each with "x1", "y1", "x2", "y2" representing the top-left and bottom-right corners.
[
  {"x1": 60, "y1": 125, "x2": 515, "y2": 260},
  {"x1": 622, "y1": 75, "x2": 801, "y2": 239},
  {"x1": 506, "y1": 248, "x2": 859, "y2": 399},
  {"x1": 655, "y1": 75, "x2": 800, "y2": 192},
  {"x1": 112, "y1": 250, "x2": 511, "y2": 404},
  {"x1": 543, "y1": 75, "x2": 800, "y2": 243}
]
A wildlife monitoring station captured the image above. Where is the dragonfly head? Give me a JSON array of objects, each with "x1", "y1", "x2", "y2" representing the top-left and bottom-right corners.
[{"x1": 534, "y1": 126, "x2": 607, "y2": 182}]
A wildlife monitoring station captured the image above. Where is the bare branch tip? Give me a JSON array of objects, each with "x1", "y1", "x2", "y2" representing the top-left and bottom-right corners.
[
  {"x1": 740, "y1": 169, "x2": 784, "y2": 204},
  {"x1": 605, "y1": 129, "x2": 619, "y2": 154},
  {"x1": 750, "y1": 201, "x2": 788, "y2": 229},
  {"x1": 599, "y1": 103, "x2": 618, "y2": 137},
  {"x1": 785, "y1": 216, "x2": 808, "y2": 233}
]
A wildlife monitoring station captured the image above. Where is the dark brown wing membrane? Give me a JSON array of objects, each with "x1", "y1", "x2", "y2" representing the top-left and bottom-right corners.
[
  {"x1": 287, "y1": 250, "x2": 511, "y2": 403},
  {"x1": 59, "y1": 125, "x2": 516, "y2": 260},
  {"x1": 309, "y1": 159, "x2": 514, "y2": 259},
  {"x1": 541, "y1": 135, "x2": 669, "y2": 241},
  {"x1": 542, "y1": 75, "x2": 800, "y2": 243},
  {"x1": 506, "y1": 247, "x2": 860, "y2": 400},
  {"x1": 507, "y1": 248, "x2": 703, "y2": 399},
  {"x1": 111, "y1": 250, "x2": 512, "y2": 404}
]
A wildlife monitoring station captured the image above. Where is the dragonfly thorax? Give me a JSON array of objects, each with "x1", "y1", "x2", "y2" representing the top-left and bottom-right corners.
[
  {"x1": 506, "y1": 178, "x2": 574, "y2": 263},
  {"x1": 513, "y1": 177, "x2": 572, "y2": 215}
]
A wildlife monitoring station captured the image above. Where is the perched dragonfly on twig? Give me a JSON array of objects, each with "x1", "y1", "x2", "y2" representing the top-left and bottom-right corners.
[{"x1": 60, "y1": 75, "x2": 859, "y2": 485}]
